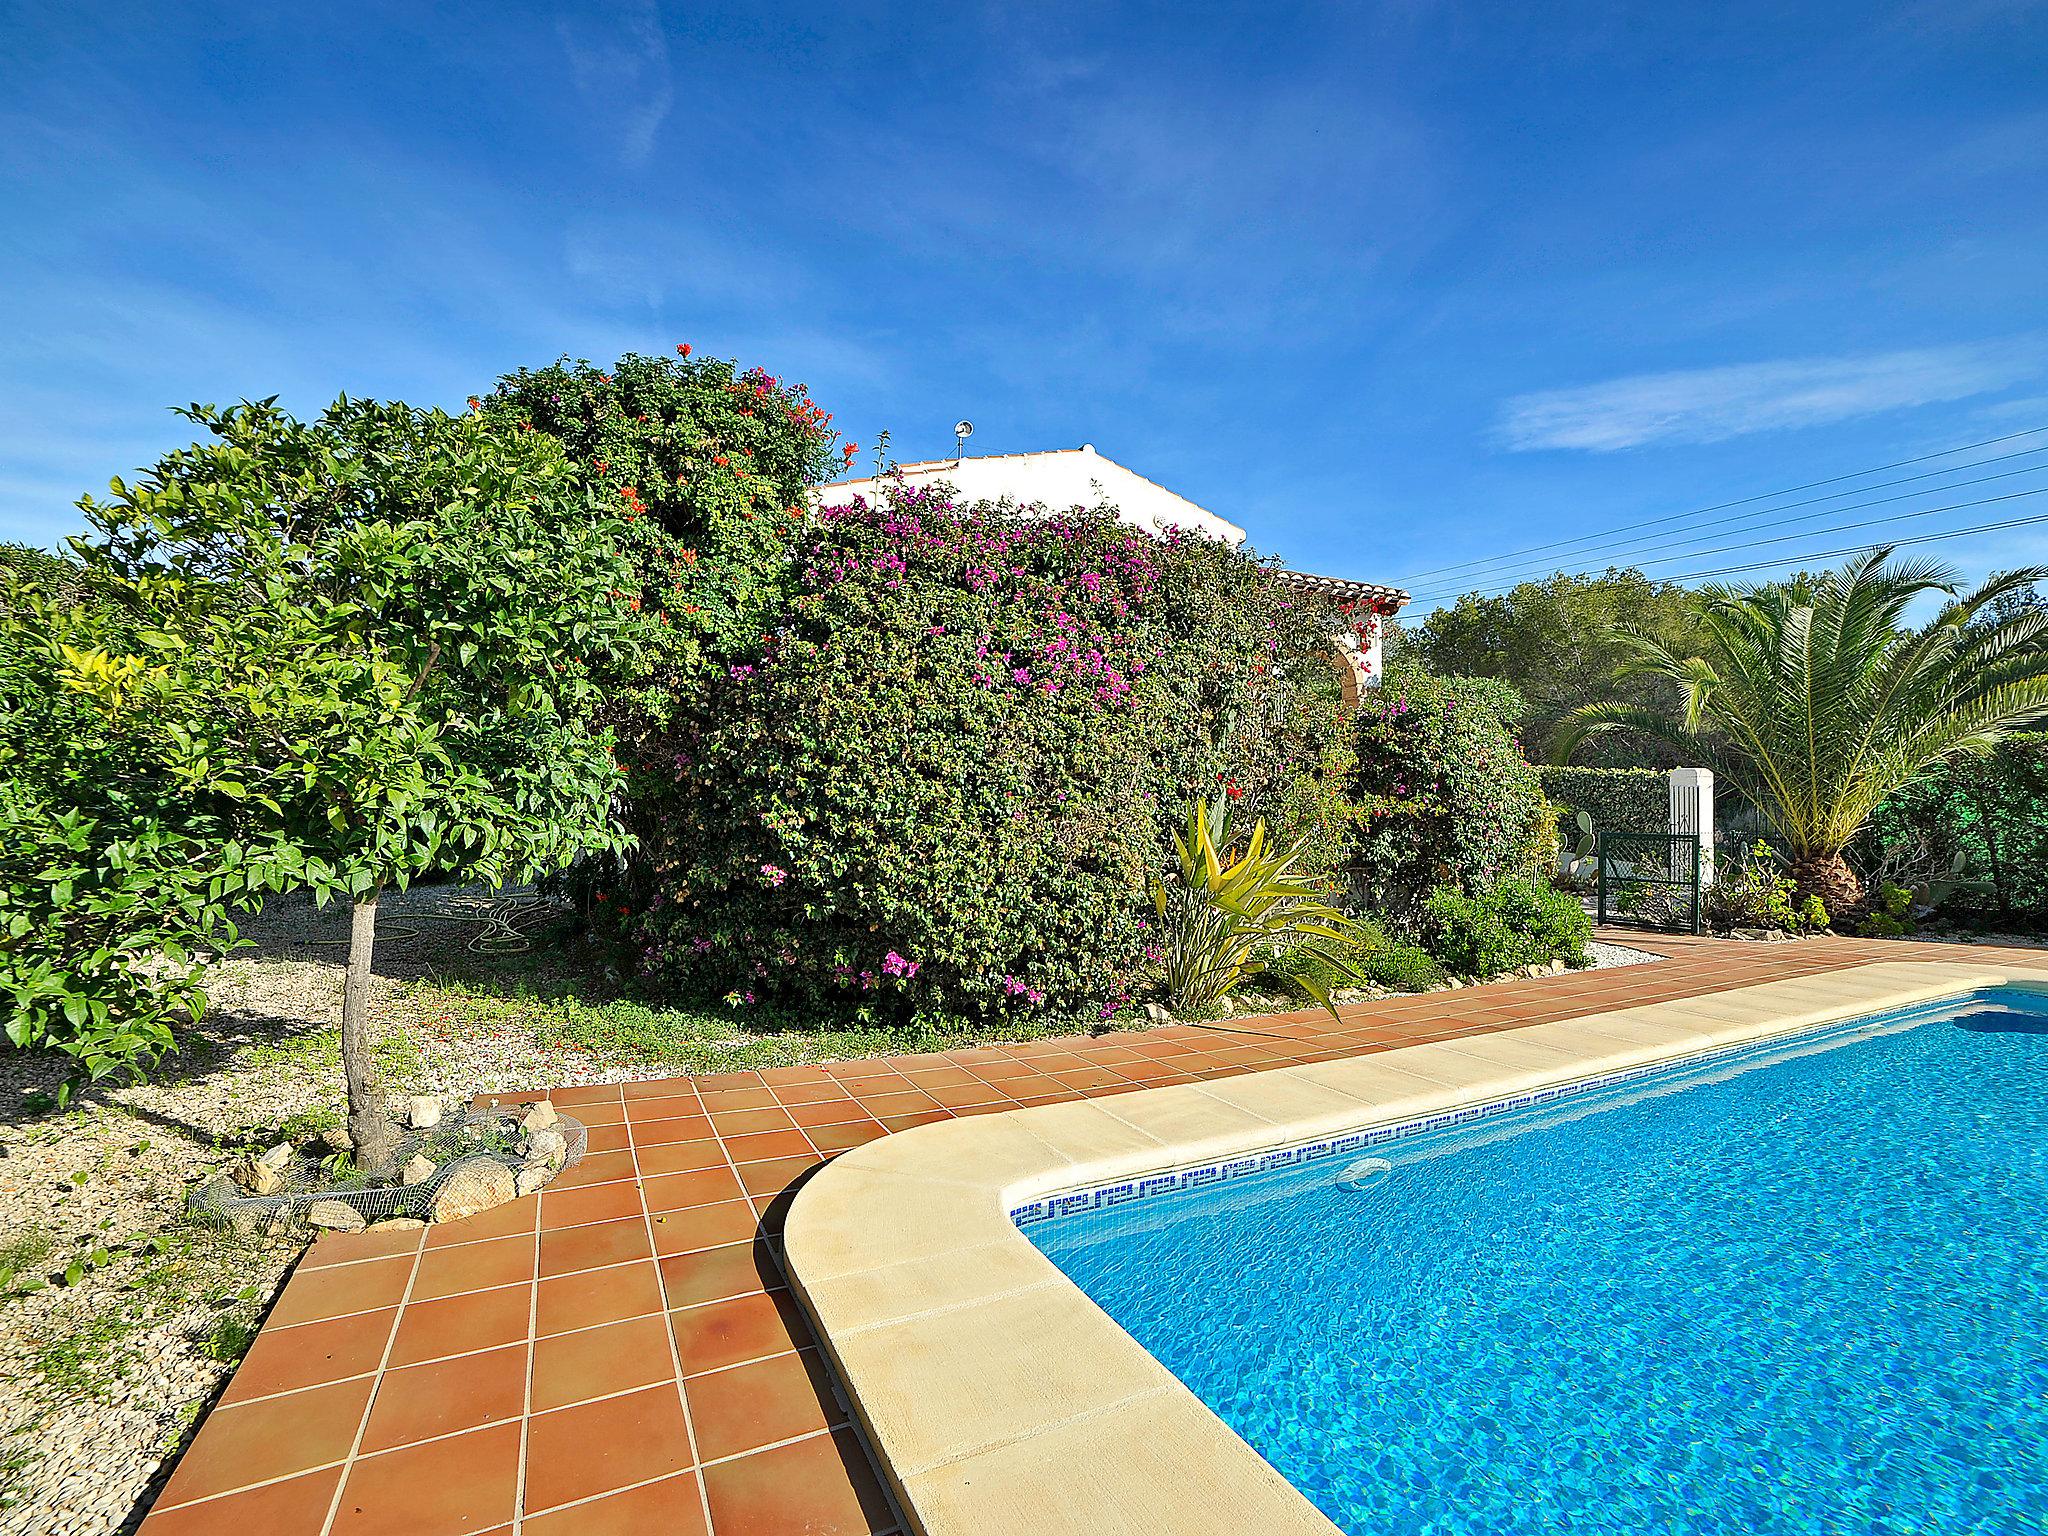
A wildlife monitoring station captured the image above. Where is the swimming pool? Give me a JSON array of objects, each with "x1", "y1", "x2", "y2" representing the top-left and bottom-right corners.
[{"x1": 1022, "y1": 987, "x2": 2048, "y2": 1536}]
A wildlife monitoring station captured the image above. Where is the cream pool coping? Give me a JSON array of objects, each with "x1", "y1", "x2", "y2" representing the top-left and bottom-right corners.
[{"x1": 782, "y1": 960, "x2": 2048, "y2": 1536}]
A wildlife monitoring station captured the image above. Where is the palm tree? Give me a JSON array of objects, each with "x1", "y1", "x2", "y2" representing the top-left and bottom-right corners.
[{"x1": 1555, "y1": 550, "x2": 2048, "y2": 917}]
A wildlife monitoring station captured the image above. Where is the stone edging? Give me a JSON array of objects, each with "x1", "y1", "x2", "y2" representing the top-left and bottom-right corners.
[{"x1": 782, "y1": 960, "x2": 2048, "y2": 1536}]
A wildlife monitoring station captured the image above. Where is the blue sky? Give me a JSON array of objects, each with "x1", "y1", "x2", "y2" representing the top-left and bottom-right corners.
[{"x1": 3, "y1": 1, "x2": 2045, "y2": 611}]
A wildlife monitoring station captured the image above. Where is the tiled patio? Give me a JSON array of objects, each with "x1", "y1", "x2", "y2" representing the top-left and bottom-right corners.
[{"x1": 136, "y1": 932, "x2": 2040, "y2": 1536}]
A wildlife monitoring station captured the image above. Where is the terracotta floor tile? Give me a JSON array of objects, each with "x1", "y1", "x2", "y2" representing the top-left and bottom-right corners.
[
  {"x1": 547, "y1": 1082, "x2": 627, "y2": 1107},
  {"x1": 641, "y1": 1165, "x2": 746, "y2": 1213},
  {"x1": 631, "y1": 1112, "x2": 713, "y2": 1146},
  {"x1": 701, "y1": 1428, "x2": 894, "y2": 1535},
  {"x1": 697, "y1": 1086, "x2": 778, "y2": 1111},
  {"x1": 657, "y1": 1239, "x2": 780, "y2": 1309},
  {"x1": 522, "y1": 1384, "x2": 693, "y2": 1515},
  {"x1": 551, "y1": 1098, "x2": 626, "y2": 1126},
  {"x1": 361, "y1": 1342, "x2": 527, "y2": 1453},
  {"x1": 410, "y1": 1234, "x2": 533, "y2": 1302},
  {"x1": 649, "y1": 1197, "x2": 762, "y2": 1257},
  {"x1": 540, "y1": 1178, "x2": 647, "y2": 1231},
  {"x1": 154, "y1": 1376, "x2": 372, "y2": 1506},
  {"x1": 297, "y1": 1226, "x2": 425, "y2": 1271},
  {"x1": 707, "y1": 1106, "x2": 798, "y2": 1136},
  {"x1": 690, "y1": 1070, "x2": 766, "y2": 1092},
  {"x1": 538, "y1": 1215, "x2": 653, "y2": 1278},
  {"x1": 806, "y1": 1121, "x2": 887, "y2": 1154},
  {"x1": 685, "y1": 1349, "x2": 846, "y2": 1463},
  {"x1": 387, "y1": 1284, "x2": 533, "y2": 1369},
  {"x1": 737, "y1": 1154, "x2": 823, "y2": 1198},
  {"x1": 423, "y1": 1196, "x2": 538, "y2": 1249},
  {"x1": 768, "y1": 1079, "x2": 852, "y2": 1106},
  {"x1": 622, "y1": 1089, "x2": 702, "y2": 1117},
  {"x1": 852, "y1": 1088, "x2": 940, "y2": 1118},
  {"x1": 521, "y1": 1470, "x2": 706, "y2": 1536},
  {"x1": 635, "y1": 1137, "x2": 728, "y2": 1175},
  {"x1": 536, "y1": 1257, "x2": 666, "y2": 1337},
  {"x1": 671, "y1": 1289, "x2": 811, "y2": 1375},
  {"x1": 722, "y1": 1127, "x2": 816, "y2": 1163},
  {"x1": 531, "y1": 1311, "x2": 676, "y2": 1412},
  {"x1": 222, "y1": 1306, "x2": 396, "y2": 1403},
  {"x1": 138, "y1": 1465, "x2": 342, "y2": 1536},
  {"x1": 548, "y1": 1147, "x2": 639, "y2": 1191},
  {"x1": 331, "y1": 1420, "x2": 520, "y2": 1536},
  {"x1": 785, "y1": 1098, "x2": 875, "y2": 1129},
  {"x1": 582, "y1": 1121, "x2": 632, "y2": 1155},
  {"x1": 265, "y1": 1253, "x2": 413, "y2": 1327}
]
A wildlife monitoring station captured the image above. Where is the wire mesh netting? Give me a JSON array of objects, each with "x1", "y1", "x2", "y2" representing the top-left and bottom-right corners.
[{"x1": 188, "y1": 1107, "x2": 587, "y2": 1230}]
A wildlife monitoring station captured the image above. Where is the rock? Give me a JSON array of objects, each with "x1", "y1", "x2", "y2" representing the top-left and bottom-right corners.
[
  {"x1": 515, "y1": 1163, "x2": 551, "y2": 1196},
  {"x1": 523, "y1": 1128, "x2": 568, "y2": 1168},
  {"x1": 1445, "y1": 977, "x2": 1463, "y2": 990},
  {"x1": 400, "y1": 1153, "x2": 437, "y2": 1186},
  {"x1": 367, "y1": 1216, "x2": 426, "y2": 1231},
  {"x1": 256, "y1": 1142, "x2": 294, "y2": 1170},
  {"x1": 319, "y1": 1125, "x2": 354, "y2": 1152},
  {"x1": 229, "y1": 1157, "x2": 284, "y2": 1196},
  {"x1": 264, "y1": 1204, "x2": 302, "y2": 1239},
  {"x1": 428, "y1": 1157, "x2": 517, "y2": 1224},
  {"x1": 1142, "y1": 1002, "x2": 1172, "y2": 1025},
  {"x1": 407, "y1": 1096, "x2": 443, "y2": 1130},
  {"x1": 519, "y1": 1100, "x2": 558, "y2": 1133},
  {"x1": 307, "y1": 1200, "x2": 366, "y2": 1232}
]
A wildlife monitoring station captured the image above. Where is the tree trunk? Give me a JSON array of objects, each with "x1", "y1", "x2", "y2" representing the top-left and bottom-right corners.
[
  {"x1": 1789, "y1": 851, "x2": 1865, "y2": 925},
  {"x1": 342, "y1": 889, "x2": 399, "y2": 1179}
]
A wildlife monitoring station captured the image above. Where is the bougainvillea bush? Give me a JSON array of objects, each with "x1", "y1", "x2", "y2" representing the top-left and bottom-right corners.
[
  {"x1": 1344, "y1": 667, "x2": 1552, "y2": 930},
  {"x1": 624, "y1": 481, "x2": 1346, "y2": 1025}
]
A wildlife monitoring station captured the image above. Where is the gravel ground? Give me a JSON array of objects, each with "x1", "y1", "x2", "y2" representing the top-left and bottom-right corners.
[
  {"x1": 1587, "y1": 939, "x2": 1666, "y2": 968},
  {"x1": 0, "y1": 886, "x2": 677, "y2": 1536}
]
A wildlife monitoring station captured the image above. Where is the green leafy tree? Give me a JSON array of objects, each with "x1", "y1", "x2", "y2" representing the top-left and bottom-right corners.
[
  {"x1": 1557, "y1": 550, "x2": 2048, "y2": 916},
  {"x1": 1345, "y1": 666, "x2": 1552, "y2": 930},
  {"x1": 1400, "y1": 569, "x2": 1706, "y2": 764},
  {"x1": 40, "y1": 399, "x2": 643, "y2": 1171}
]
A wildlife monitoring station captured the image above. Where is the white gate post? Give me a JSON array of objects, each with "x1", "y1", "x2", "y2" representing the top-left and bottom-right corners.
[{"x1": 1668, "y1": 767, "x2": 1715, "y2": 887}]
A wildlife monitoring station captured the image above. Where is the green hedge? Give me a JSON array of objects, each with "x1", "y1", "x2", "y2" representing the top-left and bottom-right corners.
[
  {"x1": 1861, "y1": 733, "x2": 2048, "y2": 922},
  {"x1": 1539, "y1": 765, "x2": 1665, "y2": 832}
]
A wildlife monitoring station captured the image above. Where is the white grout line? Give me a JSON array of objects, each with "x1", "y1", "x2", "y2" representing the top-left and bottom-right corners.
[
  {"x1": 314, "y1": 1219, "x2": 426, "y2": 1536},
  {"x1": 623, "y1": 1073, "x2": 718, "y2": 1536}
]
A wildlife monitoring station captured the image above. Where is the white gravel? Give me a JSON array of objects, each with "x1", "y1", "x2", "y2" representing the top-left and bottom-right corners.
[{"x1": 1587, "y1": 939, "x2": 1666, "y2": 968}]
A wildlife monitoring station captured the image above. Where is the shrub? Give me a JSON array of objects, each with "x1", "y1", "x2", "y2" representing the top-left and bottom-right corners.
[
  {"x1": 1149, "y1": 798, "x2": 1362, "y2": 1015},
  {"x1": 1701, "y1": 842, "x2": 1829, "y2": 933},
  {"x1": 1345, "y1": 668, "x2": 1551, "y2": 930},
  {"x1": 1361, "y1": 942, "x2": 1447, "y2": 992},
  {"x1": 1419, "y1": 877, "x2": 1591, "y2": 977},
  {"x1": 1860, "y1": 734, "x2": 2048, "y2": 924},
  {"x1": 627, "y1": 482, "x2": 1347, "y2": 1024}
]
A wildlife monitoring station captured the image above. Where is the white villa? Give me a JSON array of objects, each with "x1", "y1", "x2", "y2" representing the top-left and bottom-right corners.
[{"x1": 816, "y1": 445, "x2": 1410, "y2": 696}]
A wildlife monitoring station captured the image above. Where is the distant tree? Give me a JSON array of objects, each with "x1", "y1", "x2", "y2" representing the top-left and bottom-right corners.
[
  {"x1": 1557, "y1": 550, "x2": 2048, "y2": 917},
  {"x1": 1400, "y1": 569, "x2": 1706, "y2": 766},
  {"x1": 40, "y1": 399, "x2": 644, "y2": 1171}
]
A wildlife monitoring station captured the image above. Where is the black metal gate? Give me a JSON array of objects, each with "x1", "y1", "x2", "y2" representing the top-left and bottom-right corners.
[{"x1": 1595, "y1": 831, "x2": 1702, "y2": 934}]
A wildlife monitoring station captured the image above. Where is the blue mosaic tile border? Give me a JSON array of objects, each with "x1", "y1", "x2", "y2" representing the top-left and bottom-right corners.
[{"x1": 1010, "y1": 992, "x2": 1980, "y2": 1228}]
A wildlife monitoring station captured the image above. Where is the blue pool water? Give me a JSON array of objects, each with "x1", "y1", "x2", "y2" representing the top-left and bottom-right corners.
[{"x1": 1025, "y1": 990, "x2": 2048, "y2": 1535}]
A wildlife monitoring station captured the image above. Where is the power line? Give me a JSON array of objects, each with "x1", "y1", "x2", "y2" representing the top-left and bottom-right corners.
[
  {"x1": 1393, "y1": 423, "x2": 2048, "y2": 587},
  {"x1": 1656, "y1": 510, "x2": 2048, "y2": 585},
  {"x1": 1406, "y1": 451, "x2": 2048, "y2": 600},
  {"x1": 1407, "y1": 479, "x2": 2048, "y2": 605}
]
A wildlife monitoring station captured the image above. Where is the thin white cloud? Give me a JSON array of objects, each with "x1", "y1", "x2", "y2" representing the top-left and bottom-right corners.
[
  {"x1": 557, "y1": 1, "x2": 674, "y2": 169},
  {"x1": 1499, "y1": 341, "x2": 2045, "y2": 452}
]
